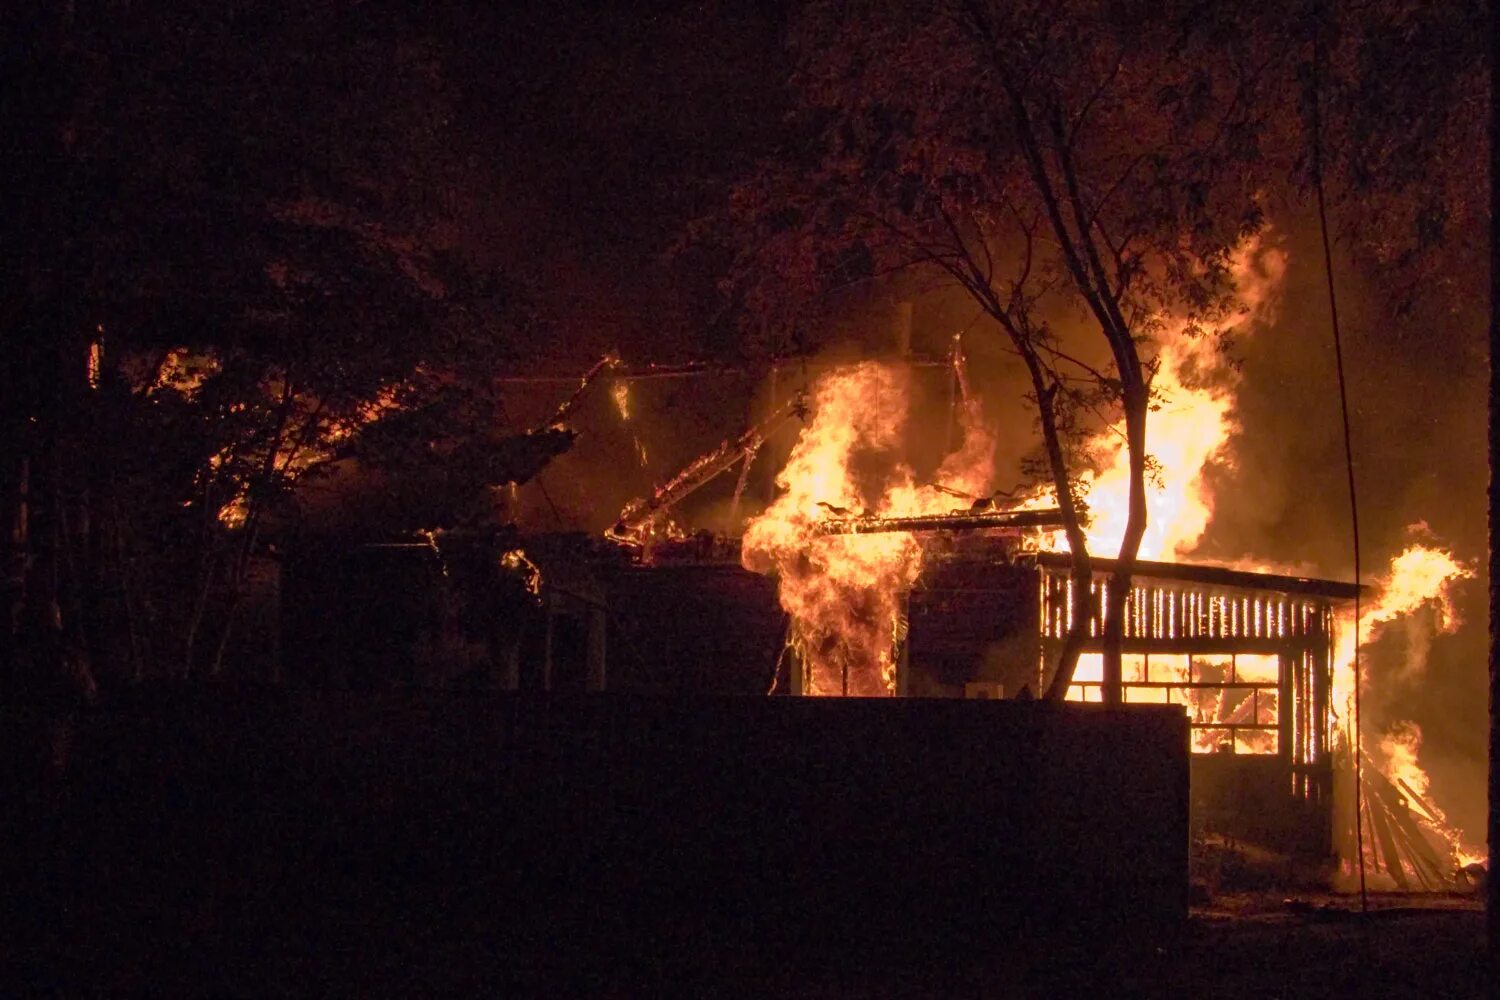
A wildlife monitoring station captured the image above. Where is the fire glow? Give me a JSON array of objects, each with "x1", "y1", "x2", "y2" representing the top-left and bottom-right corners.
[
  {"x1": 1042, "y1": 234, "x2": 1287, "y2": 560},
  {"x1": 1332, "y1": 540, "x2": 1482, "y2": 879},
  {"x1": 737, "y1": 230, "x2": 1482, "y2": 878},
  {"x1": 741, "y1": 360, "x2": 994, "y2": 695}
]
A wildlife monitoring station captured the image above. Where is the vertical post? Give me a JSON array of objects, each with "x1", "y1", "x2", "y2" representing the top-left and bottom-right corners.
[
  {"x1": 896, "y1": 592, "x2": 910, "y2": 698},
  {"x1": 1279, "y1": 648, "x2": 1295, "y2": 800},
  {"x1": 503, "y1": 637, "x2": 520, "y2": 692},
  {"x1": 586, "y1": 606, "x2": 606, "y2": 692},
  {"x1": 541, "y1": 589, "x2": 556, "y2": 692}
]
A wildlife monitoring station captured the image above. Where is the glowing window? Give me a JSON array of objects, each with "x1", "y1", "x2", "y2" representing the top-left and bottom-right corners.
[
  {"x1": 1234, "y1": 729, "x2": 1279, "y2": 755},
  {"x1": 1073, "y1": 654, "x2": 1103, "y2": 683},
  {"x1": 1236, "y1": 653, "x2": 1280, "y2": 683},
  {"x1": 1150, "y1": 654, "x2": 1190, "y2": 683},
  {"x1": 1255, "y1": 691, "x2": 1279, "y2": 726},
  {"x1": 1065, "y1": 684, "x2": 1103, "y2": 703},
  {"x1": 1194, "y1": 728, "x2": 1233, "y2": 753},
  {"x1": 1192, "y1": 655, "x2": 1232, "y2": 684}
]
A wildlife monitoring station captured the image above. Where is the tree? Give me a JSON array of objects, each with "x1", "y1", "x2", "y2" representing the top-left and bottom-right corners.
[
  {"x1": 1302, "y1": 0, "x2": 1488, "y2": 321},
  {"x1": 0, "y1": 5, "x2": 544, "y2": 687},
  {"x1": 720, "y1": 0, "x2": 1275, "y2": 700}
]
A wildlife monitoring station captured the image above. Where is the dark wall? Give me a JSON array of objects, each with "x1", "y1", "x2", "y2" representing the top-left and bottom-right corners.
[
  {"x1": 907, "y1": 558, "x2": 1040, "y2": 696},
  {"x1": 1192, "y1": 754, "x2": 1334, "y2": 857},
  {"x1": 3, "y1": 692, "x2": 1187, "y2": 992},
  {"x1": 281, "y1": 540, "x2": 453, "y2": 688},
  {"x1": 603, "y1": 563, "x2": 786, "y2": 693}
]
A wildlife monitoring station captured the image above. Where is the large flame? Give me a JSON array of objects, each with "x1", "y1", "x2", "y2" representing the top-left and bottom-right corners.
[
  {"x1": 1028, "y1": 228, "x2": 1481, "y2": 874},
  {"x1": 742, "y1": 359, "x2": 994, "y2": 695},
  {"x1": 1332, "y1": 537, "x2": 1474, "y2": 715},
  {"x1": 1043, "y1": 235, "x2": 1288, "y2": 559},
  {"x1": 742, "y1": 228, "x2": 1482, "y2": 877},
  {"x1": 1330, "y1": 536, "x2": 1481, "y2": 877},
  {"x1": 1373, "y1": 723, "x2": 1483, "y2": 868}
]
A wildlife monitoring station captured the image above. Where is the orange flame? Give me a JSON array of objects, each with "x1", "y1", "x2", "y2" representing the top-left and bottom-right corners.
[
  {"x1": 1373, "y1": 722, "x2": 1482, "y2": 866},
  {"x1": 1330, "y1": 536, "x2": 1480, "y2": 877},
  {"x1": 1331, "y1": 537, "x2": 1474, "y2": 719},
  {"x1": 1041, "y1": 235, "x2": 1287, "y2": 559},
  {"x1": 740, "y1": 228, "x2": 1482, "y2": 875},
  {"x1": 1055, "y1": 232, "x2": 1289, "y2": 748},
  {"x1": 742, "y1": 360, "x2": 994, "y2": 695}
]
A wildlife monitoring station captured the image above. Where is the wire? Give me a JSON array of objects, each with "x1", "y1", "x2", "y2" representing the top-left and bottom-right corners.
[
  {"x1": 1312, "y1": 16, "x2": 1368, "y2": 913},
  {"x1": 492, "y1": 355, "x2": 956, "y2": 385}
]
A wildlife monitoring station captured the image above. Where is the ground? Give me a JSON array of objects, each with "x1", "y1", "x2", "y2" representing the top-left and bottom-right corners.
[{"x1": 695, "y1": 894, "x2": 1487, "y2": 999}]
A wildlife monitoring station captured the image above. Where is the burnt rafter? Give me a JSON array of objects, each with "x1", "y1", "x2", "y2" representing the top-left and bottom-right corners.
[
  {"x1": 608, "y1": 391, "x2": 807, "y2": 544},
  {"x1": 811, "y1": 507, "x2": 1064, "y2": 535}
]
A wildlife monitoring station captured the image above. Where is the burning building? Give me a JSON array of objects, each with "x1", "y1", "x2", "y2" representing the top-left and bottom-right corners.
[
  {"x1": 923, "y1": 543, "x2": 1359, "y2": 857},
  {"x1": 277, "y1": 230, "x2": 1481, "y2": 886},
  {"x1": 577, "y1": 516, "x2": 1356, "y2": 859},
  {"x1": 557, "y1": 322, "x2": 1474, "y2": 878}
]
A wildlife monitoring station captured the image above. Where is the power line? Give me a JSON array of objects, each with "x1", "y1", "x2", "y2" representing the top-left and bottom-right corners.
[{"x1": 1312, "y1": 14, "x2": 1367, "y2": 914}]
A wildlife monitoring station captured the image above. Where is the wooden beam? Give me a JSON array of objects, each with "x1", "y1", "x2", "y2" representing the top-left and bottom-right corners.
[{"x1": 812, "y1": 507, "x2": 1064, "y2": 535}]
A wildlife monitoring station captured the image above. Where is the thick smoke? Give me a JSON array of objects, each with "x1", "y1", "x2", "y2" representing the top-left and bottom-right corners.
[{"x1": 1191, "y1": 221, "x2": 1489, "y2": 846}]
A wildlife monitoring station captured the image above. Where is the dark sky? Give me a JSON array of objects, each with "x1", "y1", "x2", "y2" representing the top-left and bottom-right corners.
[{"x1": 430, "y1": 1, "x2": 791, "y2": 366}]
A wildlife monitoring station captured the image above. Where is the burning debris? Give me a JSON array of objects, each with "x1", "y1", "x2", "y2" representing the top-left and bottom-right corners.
[
  {"x1": 1331, "y1": 540, "x2": 1484, "y2": 888},
  {"x1": 607, "y1": 389, "x2": 806, "y2": 550},
  {"x1": 810, "y1": 507, "x2": 1063, "y2": 536}
]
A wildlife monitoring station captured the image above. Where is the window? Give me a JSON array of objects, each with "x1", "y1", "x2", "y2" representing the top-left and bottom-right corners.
[{"x1": 1063, "y1": 652, "x2": 1282, "y2": 754}]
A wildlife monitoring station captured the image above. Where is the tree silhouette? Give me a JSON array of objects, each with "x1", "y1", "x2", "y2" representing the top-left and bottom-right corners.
[{"x1": 0, "y1": 5, "x2": 545, "y2": 686}]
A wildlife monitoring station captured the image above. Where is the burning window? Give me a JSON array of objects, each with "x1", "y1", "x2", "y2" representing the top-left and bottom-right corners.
[{"x1": 1065, "y1": 651, "x2": 1282, "y2": 755}]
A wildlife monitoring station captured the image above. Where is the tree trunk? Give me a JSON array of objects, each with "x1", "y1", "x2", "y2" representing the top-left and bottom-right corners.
[
  {"x1": 208, "y1": 513, "x2": 262, "y2": 678},
  {"x1": 1102, "y1": 383, "x2": 1149, "y2": 707},
  {"x1": 181, "y1": 489, "x2": 220, "y2": 679},
  {"x1": 1023, "y1": 377, "x2": 1095, "y2": 702}
]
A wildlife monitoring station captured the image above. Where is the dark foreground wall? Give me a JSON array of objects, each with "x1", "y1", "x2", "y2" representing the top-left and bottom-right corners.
[{"x1": 3, "y1": 692, "x2": 1187, "y2": 993}]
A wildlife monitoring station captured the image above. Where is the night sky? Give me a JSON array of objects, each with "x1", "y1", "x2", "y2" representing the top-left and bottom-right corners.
[{"x1": 429, "y1": 1, "x2": 792, "y2": 365}]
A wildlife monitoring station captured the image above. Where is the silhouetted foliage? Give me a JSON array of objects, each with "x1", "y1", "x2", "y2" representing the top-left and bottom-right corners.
[{"x1": 0, "y1": 5, "x2": 548, "y2": 687}]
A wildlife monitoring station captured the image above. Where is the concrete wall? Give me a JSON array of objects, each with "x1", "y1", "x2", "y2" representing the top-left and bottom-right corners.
[{"x1": 3, "y1": 692, "x2": 1187, "y2": 991}]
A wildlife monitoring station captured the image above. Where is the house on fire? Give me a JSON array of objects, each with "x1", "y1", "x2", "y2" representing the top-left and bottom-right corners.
[
  {"x1": 282, "y1": 522, "x2": 1358, "y2": 858},
  {"x1": 437, "y1": 524, "x2": 1357, "y2": 857},
  {"x1": 280, "y1": 504, "x2": 1359, "y2": 862},
  {"x1": 901, "y1": 537, "x2": 1360, "y2": 856}
]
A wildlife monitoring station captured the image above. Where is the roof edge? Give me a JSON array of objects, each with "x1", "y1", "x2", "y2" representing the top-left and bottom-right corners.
[{"x1": 1028, "y1": 551, "x2": 1367, "y2": 601}]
